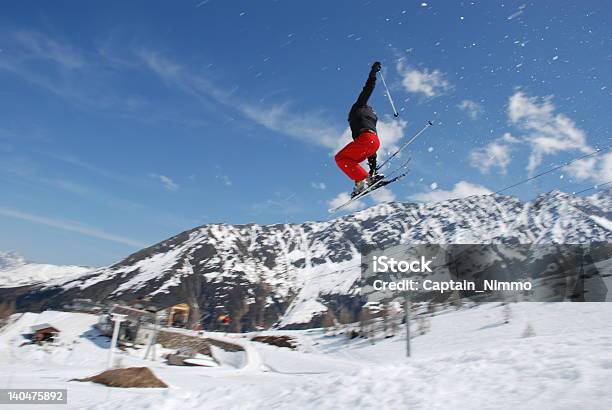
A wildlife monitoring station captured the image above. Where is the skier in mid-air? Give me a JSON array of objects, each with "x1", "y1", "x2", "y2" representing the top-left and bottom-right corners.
[{"x1": 335, "y1": 61, "x2": 385, "y2": 198}]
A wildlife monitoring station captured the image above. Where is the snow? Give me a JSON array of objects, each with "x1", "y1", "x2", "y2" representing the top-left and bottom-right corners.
[
  {"x1": 279, "y1": 299, "x2": 327, "y2": 325},
  {"x1": 0, "y1": 252, "x2": 92, "y2": 288},
  {"x1": 1, "y1": 304, "x2": 611, "y2": 409},
  {"x1": 590, "y1": 215, "x2": 612, "y2": 231}
]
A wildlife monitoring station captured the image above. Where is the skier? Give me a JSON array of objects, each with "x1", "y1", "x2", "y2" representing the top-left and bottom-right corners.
[{"x1": 335, "y1": 61, "x2": 385, "y2": 198}]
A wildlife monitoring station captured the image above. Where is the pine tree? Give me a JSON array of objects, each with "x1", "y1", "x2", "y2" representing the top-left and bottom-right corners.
[
  {"x1": 502, "y1": 303, "x2": 512, "y2": 324},
  {"x1": 389, "y1": 308, "x2": 399, "y2": 337},
  {"x1": 417, "y1": 315, "x2": 430, "y2": 335},
  {"x1": 339, "y1": 307, "x2": 352, "y2": 326},
  {"x1": 359, "y1": 307, "x2": 371, "y2": 338},
  {"x1": 321, "y1": 308, "x2": 337, "y2": 334}
]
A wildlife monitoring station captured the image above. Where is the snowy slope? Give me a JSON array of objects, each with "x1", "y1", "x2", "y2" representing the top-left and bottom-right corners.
[
  {"x1": 6, "y1": 191, "x2": 612, "y2": 329},
  {"x1": 0, "y1": 304, "x2": 611, "y2": 409},
  {"x1": 0, "y1": 251, "x2": 93, "y2": 288}
]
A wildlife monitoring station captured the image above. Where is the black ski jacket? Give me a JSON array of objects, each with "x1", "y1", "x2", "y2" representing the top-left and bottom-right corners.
[{"x1": 348, "y1": 70, "x2": 378, "y2": 140}]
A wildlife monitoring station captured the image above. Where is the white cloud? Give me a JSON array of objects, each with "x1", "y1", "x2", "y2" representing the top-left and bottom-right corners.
[
  {"x1": 328, "y1": 192, "x2": 364, "y2": 212},
  {"x1": 45, "y1": 153, "x2": 136, "y2": 185},
  {"x1": 150, "y1": 173, "x2": 179, "y2": 191},
  {"x1": 311, "y1": 182, "x2": 326, "y2": 190},
  {"x1": 0, "y1": 31, "x2": 160, "y2": 114},
  {"x1": 458, "y1": 99, "x2": 484, "y2": 120},
  {"x1": 0, "y1": 207, "x2": 147, "y2": 248},
  {"x1": 411, "y1": 181, "x2": 492, "y2": 202},
  {"x1": 241, "y1": 103, "x2": 341, "y2": 149},
  {"x1": 0, "y1": 31, "x2": 89, "y2": 103},
  {"x1": 371, "y1": 186, "x2": 396, "y2": 203},
  {"x1": 139, "y1": 50, "x2": 347, "y2": 149},
  {"x1": 375, "y1": 118, "x2": 409, "y2": 157},
  {"x1": 566, "y1": 152, "x2": 612, "y2": 184},
  {"x1": 470, "y1": 91, "x2": 609, "y2": 184},
  {"x1": 396, "y1": 61, "x2": 452, "y2": 97},
  {"x1": 13, "y1": 30, "x2": 85, "y2": 69},
  {"x1": 508, "y1": 91, "x2": 592, "y2": 175},
  {"x1": 469, "y1": 133, "x2": 514, "y2": 174},
  {"x1": 140, "y1": 51, "x2": 411, "y2": 159}
]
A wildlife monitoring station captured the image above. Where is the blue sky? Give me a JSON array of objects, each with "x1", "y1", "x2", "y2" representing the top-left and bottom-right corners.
[{"x1": 1, "y1": 1, "x2": 610, "y2": 266}]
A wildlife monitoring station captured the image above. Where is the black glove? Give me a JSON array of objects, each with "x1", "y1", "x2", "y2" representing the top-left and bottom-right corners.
[{"x1": 371, "y1": 61, "x2": 382, "y2": 73}]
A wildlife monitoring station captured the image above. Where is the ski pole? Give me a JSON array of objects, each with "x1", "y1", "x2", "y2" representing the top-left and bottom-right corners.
[
  {"x1": 376, "y1": 121, "x2": 433, "y2": 172},
  {"x1": 379, "y1": 71, "x2": 399, "y2": 117}
]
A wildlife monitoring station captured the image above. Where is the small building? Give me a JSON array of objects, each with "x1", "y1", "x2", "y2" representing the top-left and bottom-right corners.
[
  {"x1": 96, "y1": 305, "x2": 156, "y2": 345},
  {"x1": 30, "y1": 323, "x2": 60, "y2": 343},
  {"x1": 165, "y1": 303, "x2": 190, "y2": 328}
]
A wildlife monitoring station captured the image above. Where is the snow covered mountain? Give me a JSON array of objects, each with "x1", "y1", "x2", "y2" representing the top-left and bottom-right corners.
[
  {"x1": 0, "y1": 251, "x2": 93, "y2": 289},
  {"x1": 4, "y1": 191, "x2": 611, "y2": 330}
]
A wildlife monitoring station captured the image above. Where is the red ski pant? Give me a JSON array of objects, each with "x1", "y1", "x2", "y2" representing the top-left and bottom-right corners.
[{"x1": 335, "y1": 131, "x2": 380, "y2": 182}]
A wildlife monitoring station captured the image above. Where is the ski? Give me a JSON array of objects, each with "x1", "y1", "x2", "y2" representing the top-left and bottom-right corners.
[
  {"x1": 328, "y1": 171, "x2": 410, "y2": 214},
  {"x1": 328, "y1": 159, "x2": 411, "y2": 214}
]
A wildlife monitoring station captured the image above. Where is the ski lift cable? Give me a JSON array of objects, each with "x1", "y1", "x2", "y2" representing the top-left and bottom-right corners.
[
  {"x1": 572, "y1": 179, "x2": 612, "y2": 195},
  {"x1": 493, "y1": 146, "x2": 611, "y2": 195}
]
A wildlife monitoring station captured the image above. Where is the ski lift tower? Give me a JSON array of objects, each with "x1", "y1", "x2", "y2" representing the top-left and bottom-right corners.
[
  {"x1": 404, "y1": 291, "x2": 411, "y2": 357},
  {"x1": 107, "y1": 313, "x2": 127, "y2": 369}
]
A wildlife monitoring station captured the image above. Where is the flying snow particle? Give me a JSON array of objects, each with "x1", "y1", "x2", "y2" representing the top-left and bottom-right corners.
[
  {"x1": 507, "y1": 10, "x2": 524, "y2": 20},
  {"x1": 239, "y1": 12, "x2": 246, "y2": 16},
  {"x1": 430, "y1": 182, "x2": 438, "y2": 190},
  {"x1": 460, "y1": 16, "x2": 465, "y2": 20},
  {"x1": 552, "y1": 55, "x2": 559, "y2": 60},
  {"x1": 559, "y1": 174, "x2": 564, "y2": 179},
  {"x1": 428, "y1": 147, "x2": 434, "y2": 152},
  {"x1": 421, "y1": 2, "x2": 428, "y2": 6}
]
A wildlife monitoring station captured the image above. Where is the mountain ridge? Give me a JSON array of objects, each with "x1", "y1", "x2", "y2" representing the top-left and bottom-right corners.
[
  {"x1": 0, "y1": 251, "x2": 93, "y2": 289},
  {"x1": 2, "y1": 190, "x2": 611, "y2": 330}
]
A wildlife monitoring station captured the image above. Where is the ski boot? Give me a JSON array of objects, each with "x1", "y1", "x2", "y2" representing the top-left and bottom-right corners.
[
  {"x1": 367, "y1": 172, "x2": 385, "y2": 188},
  {"x1": 351, "y1": 180, "x2": 366, "y2": 198}
]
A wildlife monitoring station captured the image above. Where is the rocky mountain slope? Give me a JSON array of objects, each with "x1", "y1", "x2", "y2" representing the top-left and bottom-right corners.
[{"x1": 3, "y1": 190, "x2": 611, "y2": 331}]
